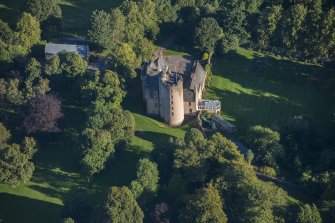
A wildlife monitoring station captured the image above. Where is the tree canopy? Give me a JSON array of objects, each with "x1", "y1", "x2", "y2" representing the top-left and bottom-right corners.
[
  {"x1": 26, "y1": 0, "x2": 62, "y2": 22},
  {"x1": 23, "y1": 94, "x2": 63, "y2": 134},
  {"x1": 179, "y1": 183, "x2": 228, "y2": 223},
  {"x1": 102, "y1": 186, "x2": 144, "y2": 223},
  {"x1": 0, "y1": 123, "x2": 37, "y2": 186}
]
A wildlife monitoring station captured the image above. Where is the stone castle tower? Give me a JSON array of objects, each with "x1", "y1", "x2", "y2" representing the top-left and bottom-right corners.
[
  {"x1": 141, "y1": 54, "x2": 220, "y2": 126},
  {"x1": 159, "y1": 72, "x2": 184, "y2": 125}
]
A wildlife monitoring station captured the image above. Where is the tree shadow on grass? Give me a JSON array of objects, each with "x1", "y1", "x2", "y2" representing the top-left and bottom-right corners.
[
  {"x1": 0, "y1": 193, "x2": 62, "y2": 223},
  {"x1": 210, "y1": 52, "x2": 335, "y2": 137},
  {"x1": 0, "y1": 0, "x2": 25, "y2": 25}
]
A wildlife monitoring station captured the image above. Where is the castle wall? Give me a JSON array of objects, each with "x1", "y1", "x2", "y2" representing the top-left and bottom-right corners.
[
  {"x1": 184, "y1": 101, "x2": 197, "y2": 114},
  {"x1": 159, "y1": 76, "x2": 184, "y2": 125},
  {"x1": 146, "y1": 90, "x2": 159, "y2": 114}
]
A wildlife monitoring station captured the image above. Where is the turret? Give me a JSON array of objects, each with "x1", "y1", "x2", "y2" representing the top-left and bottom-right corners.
[{"x1": 159, "y1": 72, "x2": 184, "y2": 126}]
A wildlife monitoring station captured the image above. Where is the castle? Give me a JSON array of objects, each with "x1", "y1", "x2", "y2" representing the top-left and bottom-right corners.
[{"x1": 141, "y1": 55, "x2": 221, "y2": 126}]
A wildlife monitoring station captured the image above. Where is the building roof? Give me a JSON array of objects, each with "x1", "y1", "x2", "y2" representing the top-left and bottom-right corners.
[
  {"x1": 198, "y1": 99, "x2": 221, "y2": 110},
  {"x1": 146, "y1": 57, "x2": 168, "y2": 76},
  {"x1": 45, "y1": 43, "x2": 89, "y2": 59},
  {"x1": 190, "y1": 62, "x2": 206, "y2": 90},
  {"x1": 163, "y1": 55, "x2": 192, "y2": 76}
]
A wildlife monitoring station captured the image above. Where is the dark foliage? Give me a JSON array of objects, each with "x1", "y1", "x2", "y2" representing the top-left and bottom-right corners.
[
  {"x1": 24, "y1": 94, "x2": 63, "y2": 134},
  {"x1": 152, "y1": 203, "x2": 171, "y2": 223}
]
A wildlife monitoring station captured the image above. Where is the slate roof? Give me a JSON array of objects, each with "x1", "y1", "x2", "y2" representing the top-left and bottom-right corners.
[
  {"x1": 189, "y1": 62, "x2": 206, "y2": 90},
  {"x1": 147, "y1": 57, "x2": 168, "y2": 76},
  {"x1": 45, "y1": 43, "x2": 89, "y2": 59},
  {"x1": 163, "y1": 55, "x2": 192, "y2": 77}
]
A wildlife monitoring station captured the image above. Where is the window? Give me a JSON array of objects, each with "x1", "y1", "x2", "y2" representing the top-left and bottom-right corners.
[
  {"x1": 171, "y1": 101, "x2": 173, "y2": 105},
  {"x1": 189, "y1": 108, "x2": 192, "y2": 113},
  {"x1": 189, "y1": 102, "x2": 192, "y2": 106},
  {"x1": 172, "y1": 112, "x2": 174, "y2": 116},
  {"x1": 171, "y1": 107, "x2": 174, "y2": 111}
]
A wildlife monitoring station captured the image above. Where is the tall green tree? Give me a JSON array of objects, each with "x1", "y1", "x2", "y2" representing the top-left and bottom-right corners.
[
  {"x1": 108, "y1": 43, "x2": 139, "y2": 79},
  {"x1": 179, "y1": 183, "x2": 228, "y2": 223},
  {"x1": 194, "y1": 17, "x2": 223, "y2": 63},
  {"x1": 45, "y1": 54, "x2": 61, "y2": 75},
  {"x1": 81, "y1": 109, "x2": 135, "y2": 175},
  {"x1": 110, "y1": 8, "x2": 126, "y2": 44},
  {"x1": 130, "y1": 158, "x2": 159, "y2": 197},
  {"x1": 0, "y1": 20, "x2": 14, "y2": 44},
  {"x1": 16, "y1": 12, "x2": 41, "y2": 52},
  {"x1": 88, "y1": 10, "x2": 112, "y2": 48},
  {"x1": 26, "y1": 0, "x2": 62, "y2": 22},
  {"x1": 256, "y1": 5, "x2": 283, "y2": 49},
  {"x1": 102, "y1": 186, "x2": 144, "y2": 223},
  {"x1": 217, "y1": 0, "x2": 249, "y2": 48},
  {"x1": 81, "y1": 70, "x2": 125, "y2": 114},
  {"x1": 280, "y1": 4, "x2": 307, "y2": 52},
  {"x1": 246, "y1": 125, "x2": 283, "y2": 168},
  {"x1": 0, "y1": 123, "x2": 37, "y2": 187},
  {"x1": 121, "y1": 1, "x2": 145, "y2": 45},
  {"x1": 60, "y1": 52, "x2": 88, "y2": 77},
  {"x1": 297, "y1": 204, "x2": 322, "y2": 223}
]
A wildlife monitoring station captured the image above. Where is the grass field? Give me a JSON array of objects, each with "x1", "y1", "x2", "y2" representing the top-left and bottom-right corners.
[{"x1": 208, "y1": 48, "x2": 335, "y2": 139}]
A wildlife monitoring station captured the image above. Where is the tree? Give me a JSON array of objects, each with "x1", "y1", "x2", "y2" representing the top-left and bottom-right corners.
[
  {"x1": 246, "y1": 125, "x2": 283, "y2": 168},
  {"x1": 194, "y1": 17, "x2": 223, "y2": 63},
  {"x1": 88, "y1": 10, "x2": 112, "y2": 48},
  {"x1": 131, "y1": 158, "x2": 159, "y2": 195},
  {"x1": 134, "y1": 38, "x2": 156, "y2": 61},
  {"x1": 45, "y1": 54, "x2": 61, "y2": 75},
  {"x1": 138, "y1": 0, "x2": 160, "y2": 39},
  {"x1": 108, "y1": 43, "x2": 139, "y2": 79},
  {"x1": 16, "y1": 12, "x2": 41, "y2": 52},
  {"x1": 216, "y1": 161, "x2": 288, "y2": 223},
  {"x1": 280, "y1": 4, "x2": 307, "y2": 52},
  {"x1": 6, "y1": 79, "x2": 24, "y2": 105},
  {"x1": 301, "y1": 0, "x2": 323, "y2": 58},
  {"x1": 102, "y1": 186, "x2": 144, "y2": 223},
  {"x1": 179, "y1": 183, "x2": 228, "y2": 223},
  {"x1": 23, "y1": 94, "x2": 63, "y2": 134},
  {"x1": 121, "y1": 1, "x2": 145, "y2": 45},
  {"x1": 297, "y1": 204, "x2": 322, "y2": 223},
  {"x1": 26, "y1": 0, "x2": 62, "y2": 22},
  {"x1": 23, "y1": 58, "x2": 51, "y2": 100},
  {"x1": 80, "y1": 70, "x2": 125, "y2": 114},
  {"x1": 217, "y1": 0, "x2": 249, "y2": 48},
  {"x1": 0, "y1": 20, "x2": 14, "y2": 44},
  {"x1": 62, "y1": 218, "x2": 74, "y2": 223},
  {"x1": 245, "y1": 149, "x2": 254, "y2": 165},
  {"x1": 110, "y1": 8, "x2": 126, "y2": 44},
  {"x1": 60, "y1": 52, "x2": 88, "y2": 77},
  {"x1": 0, "y1": 122, "x2": 10, "y2": 146},
  {"x1": 0, "y1": 124, "x2": 37, "y2": 187},
  {"x1": 256, "y1": 5, "x2": 283, "y2": 49},
  {"x1": 167, "y1": 173, "x2": 187, "y2": 199},
  {"x1": 81, "y1": 109, "x2": 135, "y2": 175},
  {"x1": 174, "y1": 128, "x2": 209, "y2": 183},
  {"x1": 152, "y1": 203, "x2": 171, "y2": 223}
]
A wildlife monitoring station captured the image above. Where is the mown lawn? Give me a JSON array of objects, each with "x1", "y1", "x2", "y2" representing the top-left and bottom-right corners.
[{"x1": 208, "y1": 48, "x2": 335, "y2": 138}]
